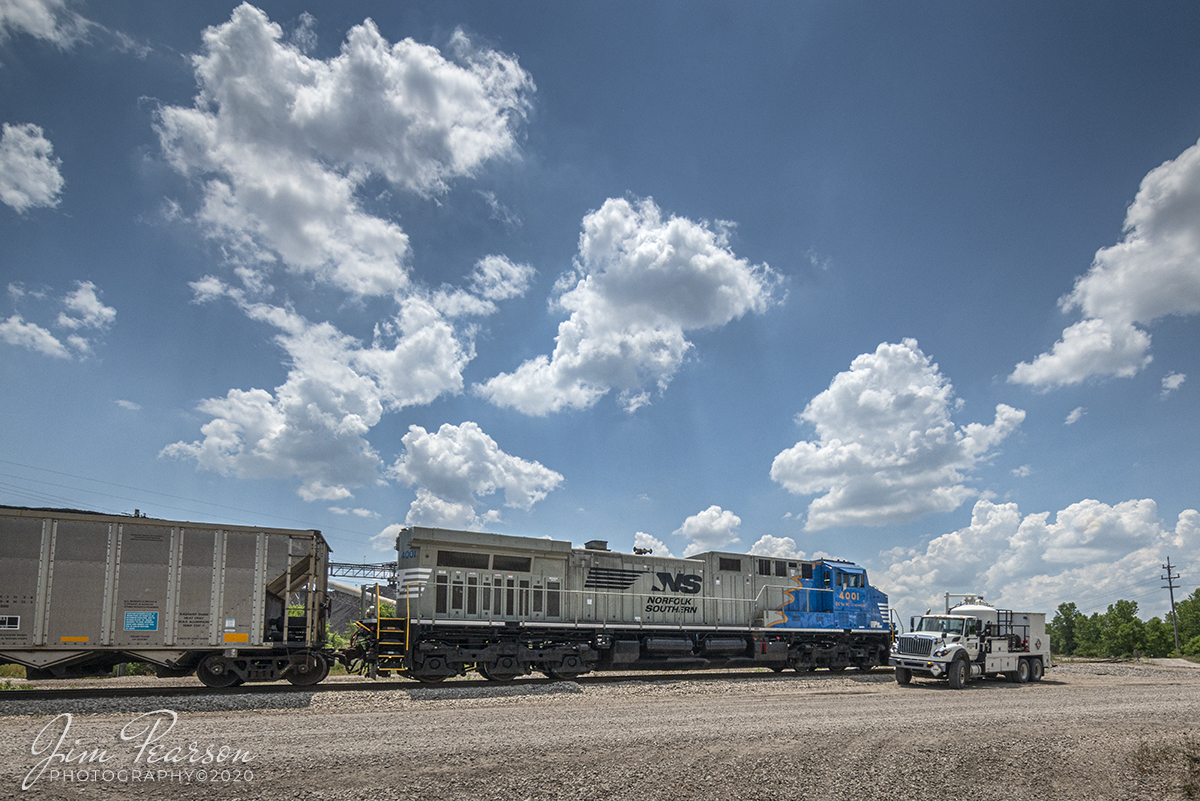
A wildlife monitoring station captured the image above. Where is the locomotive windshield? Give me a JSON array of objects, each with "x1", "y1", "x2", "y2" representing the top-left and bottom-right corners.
[{"x1": 915, "y1": 617, "x2": 964, "y2": 635}]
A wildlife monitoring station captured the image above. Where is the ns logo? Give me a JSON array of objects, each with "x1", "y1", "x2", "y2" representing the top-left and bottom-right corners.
[{"x1": 652, "y1": 572, "x2": 702, "y2": 594}]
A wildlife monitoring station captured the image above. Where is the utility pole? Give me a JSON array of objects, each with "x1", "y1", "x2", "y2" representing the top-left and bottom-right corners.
[{"x1": 1162, "y1": 558, "x2": 1182, "y2": 654}]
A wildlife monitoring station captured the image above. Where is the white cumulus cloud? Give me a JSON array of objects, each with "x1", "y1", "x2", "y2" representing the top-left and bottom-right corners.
[
  {"x1": 878, "y1": 498, "x2": 1200, "y2": 619},
  {"x1": 1065, "y1": 406, "x2": 1086, "y2": 425},
  {"x1": 388, "y1": 421, "x2": 563, "y2": 529},
  {"x1": 748, "y1": 534, "x2": 806, "y2": 559},
  {"x1": 162, "y1": 292, "x2": 473, "y2": 500},
  {"x1": 156, "y1": 3, "x2": 533, "y2": 298},
  {"x1": 476, "y1": 197, "x2": 779, "y2": 414},
  {"x1": 771, "y1": 339, "x2": 1025, "y2": 531},
  {"x1": 0, "y1": 0, "x2": 90, "y2": 48},
  {"x1": 1161, "y1": 371, "x2": 1185, "y2": 398},
  {"x1": 633, "y1": 532, "x2": 673, "y2": 558},
  {"x1": 0, "y1": 280, "x2": 114, "y2": 358},
  {"x1": 1012, "y1": 136, "x2": 1200, "y2": 388},
  {"x1": 0, "y1": 122, "x2": 64, "y2": 213},
  {"x1": 0, "y1": 314, "x2": 68, "y2": 358},
  {"x1": 674, "y1": 505, "x2": 742, "y2": 557}
]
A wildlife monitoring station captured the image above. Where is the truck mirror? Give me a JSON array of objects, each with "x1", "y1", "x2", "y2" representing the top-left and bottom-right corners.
[{"x1": 909, "y1": 616, "x2": 916, "y2": 632}]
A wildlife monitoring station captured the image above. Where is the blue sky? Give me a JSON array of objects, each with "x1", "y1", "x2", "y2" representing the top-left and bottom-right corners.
[{"x1": 2, "y1": 0, "x2": 1199, "y2": 619}]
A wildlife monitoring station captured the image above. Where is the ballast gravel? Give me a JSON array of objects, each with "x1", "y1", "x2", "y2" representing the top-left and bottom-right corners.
[{"x1": 2, "y1": 662, "x2": 1199, "y2": 800}]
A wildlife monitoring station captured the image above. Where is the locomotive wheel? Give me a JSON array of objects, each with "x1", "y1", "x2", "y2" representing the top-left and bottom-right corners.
[
  {"x1": 481, "y1": 655, "x2": 521, "y2": 682},
  {"x1": 544, "y1": 654, "x2": 586, "y2": 681},
  {"x1": 196, "y1": 655, "x2": 241, "y2": 688},
  {"x1": 286, "y1": 652, "x2": 328, "y2": 686},
  {"x1": 414, "y1": 674, "x2": 447, "y2": 684},
  {"x1": 827, "y1": 665, "x2": 846, "y2": 673}
]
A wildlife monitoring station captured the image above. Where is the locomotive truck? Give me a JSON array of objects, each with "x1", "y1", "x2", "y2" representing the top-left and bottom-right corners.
[{"x1": 889, "y1": 593, "x2": 1050, "y2": 689}]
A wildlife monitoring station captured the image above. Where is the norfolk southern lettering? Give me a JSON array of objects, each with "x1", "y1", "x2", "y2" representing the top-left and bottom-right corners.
[
  {"x1": 645, "y1": 595, "x2": 698, "y2": 614},
  {"x1": 646, "y1": 572, "x2": 702, "y2": 613}
]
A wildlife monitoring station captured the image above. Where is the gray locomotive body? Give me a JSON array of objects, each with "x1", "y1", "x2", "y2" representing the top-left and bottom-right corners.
[
  {"x1": 361, "y1": 526, "x2": 892, "y2": 682},
  {"x1": 0, "y1": 506, "x2": 332, "y2": 687}
]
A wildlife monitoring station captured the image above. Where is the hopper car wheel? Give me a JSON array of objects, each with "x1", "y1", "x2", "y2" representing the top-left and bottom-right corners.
[
  {"x1": 828, "y1": 665, "x2": 846, "y2": 673},
  {"x1": 286, "y1": 652, "x2": 328, "y2": 687},
  {"x1": 895, "y1": 666, "x2": 912, "y2": 685},
  {"x1": 1030, "y1": 658, "x2": 1044, "y2": 682},
  {"x1": 771, "y1": 666, "x2": 786, "y2": 673},
  {"x1": 196, "y1": 655, "x2": 242, "y2": 688},
  {"x1": 806, "y1": 665, "x2": 817, "y2": 673}
]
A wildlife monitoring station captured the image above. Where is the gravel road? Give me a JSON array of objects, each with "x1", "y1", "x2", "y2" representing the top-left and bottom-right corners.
[{"x1": 3, "y1": 662, "x2": 1199, "y2": 800}]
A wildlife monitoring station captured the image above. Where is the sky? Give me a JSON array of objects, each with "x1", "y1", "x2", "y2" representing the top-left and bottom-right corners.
[{"x1": 1, "y1": 0, "x2": 1199, "y2": 621}]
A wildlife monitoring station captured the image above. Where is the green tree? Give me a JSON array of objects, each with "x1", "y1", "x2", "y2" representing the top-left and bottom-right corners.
[
  {"x1": 1074, "y1": 612, "x2": 1104, "y2": 657},
  {"x1": 1172, "y1": 589, "x2": 1200, "y2": 648},
  {"x1": 1143, "y1": 617, "x2": 1175, "y2": 658},
  {"x1": 1100, "y1": 600, "x2": 1145, "y2": 657},
  {"x1": 1049, "y1": 602, "x2": 1083, "y2": 655}
]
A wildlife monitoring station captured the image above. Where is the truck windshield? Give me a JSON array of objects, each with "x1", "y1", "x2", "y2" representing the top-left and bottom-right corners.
[{"x1": 916, "y1": 617, "x2": 964, "y2": 635}]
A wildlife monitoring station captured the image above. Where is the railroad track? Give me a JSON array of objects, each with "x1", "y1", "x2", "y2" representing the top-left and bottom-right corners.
[{"x1": 0, "y1": 666, "x2": 891, "y2": 702}]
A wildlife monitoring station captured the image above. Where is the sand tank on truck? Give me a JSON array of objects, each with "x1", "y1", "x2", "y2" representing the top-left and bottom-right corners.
[{"x1": 889, "y1": 593, "x2": 1050, "y2": 689}]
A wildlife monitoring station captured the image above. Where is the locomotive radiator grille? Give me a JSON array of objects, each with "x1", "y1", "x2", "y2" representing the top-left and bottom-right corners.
[{"x1": 895, "y1": 635, "x2": 933, "y2": 656}]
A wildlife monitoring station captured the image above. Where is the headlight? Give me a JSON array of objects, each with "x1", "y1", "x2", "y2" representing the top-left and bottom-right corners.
[{"x1": 933, "y1": 647, "x2": 951, "y2": 657}]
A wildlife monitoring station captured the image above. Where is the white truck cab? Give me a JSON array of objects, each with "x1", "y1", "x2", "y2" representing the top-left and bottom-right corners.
[{"x1": 890, "y1": 593, "x2": 1050, "y2": 689}]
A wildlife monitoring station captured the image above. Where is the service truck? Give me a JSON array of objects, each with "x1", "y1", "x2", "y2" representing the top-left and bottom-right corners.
[{"x1": 889, "y1": 593, "x2": 1050, "y2": 689}]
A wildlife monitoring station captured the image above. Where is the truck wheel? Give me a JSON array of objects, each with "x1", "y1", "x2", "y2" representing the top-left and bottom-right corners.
[
  {"x1": 947, "y1": 658, "x2": 968, "y2": 689},
  {"x1": 1029, "y1": 658, "x2": 1044, "y2": 682},
  {"x1": 895, "y1": 666, "x2": 912, "y2": 685},
  {"x1": 1015, "y1": 658, "x2": 1030, "y2": 684}
]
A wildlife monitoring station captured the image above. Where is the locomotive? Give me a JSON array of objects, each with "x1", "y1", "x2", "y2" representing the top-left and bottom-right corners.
[
  {"x1": 0, "y1": 506, "x2": 892, "y2": 686},
  {"x1": 349, "y1": 526, "x2": 893, "y2": 683}
]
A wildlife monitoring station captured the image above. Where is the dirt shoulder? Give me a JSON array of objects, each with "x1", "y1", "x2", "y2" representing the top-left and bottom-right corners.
[{"x1": 2, "y1": 662, "x2": 1199, "y2": 800}]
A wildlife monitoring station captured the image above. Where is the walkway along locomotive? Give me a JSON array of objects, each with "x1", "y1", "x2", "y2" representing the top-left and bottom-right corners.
[{"x1": 348, "y1": 526, "x2": 893, "y2": 683}]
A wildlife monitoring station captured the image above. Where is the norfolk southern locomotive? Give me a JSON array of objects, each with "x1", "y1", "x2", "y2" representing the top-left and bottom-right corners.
[
  {"x1": 349, "y1": 526, "x2": 892, "y2": 683},
  {"x1": 0, "y1": 507, "x2": 892, "y2": 686}
]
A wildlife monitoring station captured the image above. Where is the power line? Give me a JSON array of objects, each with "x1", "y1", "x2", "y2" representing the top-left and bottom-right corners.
[{"x1": 1163, "y1": 557, "x2": 1183, "y2": 653}]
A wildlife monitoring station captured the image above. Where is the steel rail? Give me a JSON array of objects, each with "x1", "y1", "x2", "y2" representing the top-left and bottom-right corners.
[{"x1": 0, "y1": 666, "x2": 892, "y2": 703}]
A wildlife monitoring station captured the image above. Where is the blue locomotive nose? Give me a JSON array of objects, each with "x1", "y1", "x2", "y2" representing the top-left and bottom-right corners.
[{"x1": 774, "y1": 561, "x2": 888, "y2": 632}]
